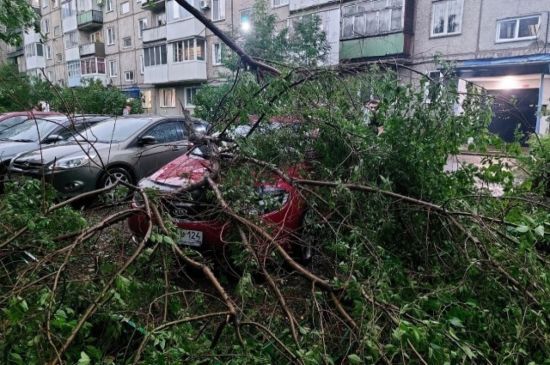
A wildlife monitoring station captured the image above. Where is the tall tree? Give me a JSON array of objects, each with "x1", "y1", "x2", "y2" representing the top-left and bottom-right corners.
[{"x1": 0, "y1": 0, "x2": 38, "y2": 45}]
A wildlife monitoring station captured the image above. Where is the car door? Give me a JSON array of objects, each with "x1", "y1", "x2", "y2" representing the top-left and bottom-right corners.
[{"x1": 135, "y1": 120, "x2": 191, "y2": 178}]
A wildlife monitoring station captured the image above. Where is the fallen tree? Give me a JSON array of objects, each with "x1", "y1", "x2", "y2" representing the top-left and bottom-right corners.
[{"x1": 0, "y1": 7, "x2": 549, "y2": 365}]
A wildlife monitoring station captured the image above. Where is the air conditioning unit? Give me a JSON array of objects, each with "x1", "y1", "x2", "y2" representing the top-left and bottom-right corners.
[{"x1": 200, "y1": 0, "x2": 210, "y2": 10}]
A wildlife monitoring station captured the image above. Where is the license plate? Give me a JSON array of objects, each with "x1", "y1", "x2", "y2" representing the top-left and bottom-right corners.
[{"x1": 179, "y1": 230, "x2": 203, "y2": 247}]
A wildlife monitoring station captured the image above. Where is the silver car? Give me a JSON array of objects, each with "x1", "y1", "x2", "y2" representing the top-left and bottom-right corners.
[{"x1": 9, "y1": 116, "x2": 208, "y2": 198}]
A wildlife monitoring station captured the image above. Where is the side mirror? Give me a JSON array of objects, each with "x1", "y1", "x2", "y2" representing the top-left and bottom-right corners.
[
  {"x1": 43, "y1": 134, "x2": 64, "y2": 144},
  {"x1": 138, "y1": 135, "x2": 157, "y2": 145}
]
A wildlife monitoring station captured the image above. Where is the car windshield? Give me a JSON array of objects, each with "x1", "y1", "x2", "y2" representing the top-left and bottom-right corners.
[
  {"x1": 77, "y1": 117, "x2": 153, "y2": 143},
  {"x1": 0, "y1": 118, "x2": 62, "y2": 142},
  {"x1": 0, "y1": 116, "x2": 29, "y2": 134}
]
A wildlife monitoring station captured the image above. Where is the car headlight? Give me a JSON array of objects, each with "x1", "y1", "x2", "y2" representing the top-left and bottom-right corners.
[
  {"x1": 257, "y1": 186, "x2": 289, "y2": 214},
  {"x1": 49, "y1": 155, "x2": 95, "y2": 170}
]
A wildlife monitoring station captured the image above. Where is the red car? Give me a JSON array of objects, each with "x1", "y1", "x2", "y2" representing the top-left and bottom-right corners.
[{"x1": 128, "y1": 153, "x2": 311, "y2": 260}]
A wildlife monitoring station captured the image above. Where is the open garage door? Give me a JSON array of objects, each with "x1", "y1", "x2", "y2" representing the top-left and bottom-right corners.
[{"x1": 488, "y1": 88, "x2": 538, "y2": 143}]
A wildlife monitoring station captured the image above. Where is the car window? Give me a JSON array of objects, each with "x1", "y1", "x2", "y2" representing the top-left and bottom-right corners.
[
  {"x1": 145, "y1": 121, "x2": 185, "y2": 144},
  {"x1": 78, "y1": 117, "x2": 153, "y2": 143},
  {"x1": 0, "y1": 118, "x2": 62, "y2": 142},
  {"x1": 0, "y1": 116, "x2": 31, "y2": 134},
  {"x1": 57, "y1": 122, "x2": 96, "y2": 140}
]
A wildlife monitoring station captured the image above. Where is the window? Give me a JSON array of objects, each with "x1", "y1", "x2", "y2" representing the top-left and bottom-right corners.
[
  {"x1": 62, "y1": 0, "x2": 75, "y2": 17},
  {"x1": 42, "y1": 19, "x2": 50, "y2": 34},
  {"x1": 140, "y1": 55, "x2": 144, "y2": 74},
  {"x1": 53, "y1": 0, "x2": 58, "y2": 7},
  {"x1": 272, "y1": 0, "x2": 288, "y2": 8},
  {"x1": 173, "y1": 38, "x2": 205, "y2": 62},
  {"x1": 172, "y1": 0, "x2": 199, "y2": 20},
  {"x1": 106, "y1": 0, "x2": 113, "y2": 11},
  {"x1": 142, "y1": 89, "x2": 152, "y2": 108},
  {"x1": 81, "y1": 57, "x2": 105, "y2": 74},
  {"x1": 144, "y1": 44, "x2": 167, "y2": 66},
  {"x1": 46, "y1": 45, "x2": 52, "y2": 59},
  {"x1": 90, "y1": 31, "x2": 103, "y2": 43},
  {"x1": 212, "y1": 0, "x2": 225, "y2": 21},
  {"x1": 36, "y1": 44, "x2": 44, "y2": 57},
  {"x1": 212, "y1": 43, "x2": 222, "y2": 65},
  {"x1": 121, "y1": 1, "x2": 130, "y2": 13},
  {"x1": 54, "y1": 25, "x2": 61, "y2": 36},
  {"x1": 109, "y1": 60, "x2": 118, "y2": 77},
  {"x1": 138, "y1": 18, "x2": 148, "y2": 38},
  {"x1": 156, "y1": 13, "x2": 166, "y2": 26},
  {"x1": 42, "y1": 0, "x2": 48, "y2": 8},
  {"x1": 185, "y1": 87, "x2": 199, "y2": 107},
  {"x1": 240, "y1": 9, "x2": 252, "y2": 32},
  {"x1": 67, "y1": 60, "x2": 80, "y2": 78},
  {"x1": 124, "y1": 70, "x2": 134, "y2": 81},
  {"x1": 123, "y1": 36, "x2": 132, "y2": 48},
  {"x1": 146, "y1": 121, "x2": 185, "y2": 143},
  {"x1": 342, "y1": 0, "x2": 404, "y2": 39},
  {"x1": 25, "y1": 43, "x2": 44, "y2": 57},
  {"x1": 431, "y1": 0, "x2": 464, "y2": 37},
  {"x1": 107, "y1": 27, "x2": 115, "y2": 45},
  {"x1": 160, "y1": 88, "x2": 176, "y2": 107},
  {"x1": 65, "y1": 31, "x2": 79, "y2": 49},
  {"x1": 496, "y1": 15, "x2": 540, "y2": 42},
  {"x1": 56, "y1": 53, "x2": 63, "y2": 63}
]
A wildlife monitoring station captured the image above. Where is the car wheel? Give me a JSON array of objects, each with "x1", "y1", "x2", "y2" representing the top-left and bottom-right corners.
[{"x1": 99, "y1": 167, "x2": 134, "y2": 203}]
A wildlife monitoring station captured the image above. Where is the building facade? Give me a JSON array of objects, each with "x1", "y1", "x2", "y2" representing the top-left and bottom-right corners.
[{"x1": 1, "y1": 0, "x2": 549, "y2": 136}]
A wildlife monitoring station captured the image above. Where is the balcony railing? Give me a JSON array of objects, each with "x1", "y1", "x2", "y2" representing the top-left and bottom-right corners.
[
  {"x1": 142, "y1": 25, "x2": 166, "y2": 43},
  {"x1": 77, "y1": 10, "x2": 103, "y2": 31},
  {"x1": 142, "y1": 0, "x2": 165, "y2": 12},
  {"x1": 79, "y1": 42, "x2": 105, "y2": 57}
]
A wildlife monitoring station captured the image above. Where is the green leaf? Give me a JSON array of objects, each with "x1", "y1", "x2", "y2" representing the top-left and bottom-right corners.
[
  {"x1": 449, "y1": 317, "x2": 464, "y2": 328},
  {"x1": 348, "y1": 354, "x2": 362, "y2": 364},
  {"x1": 534, "y1": 225, "x2": 544, "y2": 237},
  {"x1": 515, "y1": 225, "x2": 529, "y2": 233},
  {"x1": 77, "y1": 351, "x2": 91, "y2": 365}
]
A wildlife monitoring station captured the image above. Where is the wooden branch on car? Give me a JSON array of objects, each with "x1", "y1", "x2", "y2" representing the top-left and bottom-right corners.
[{"x1": 173, "y1": 0, "x2": 281, "y2": 77}]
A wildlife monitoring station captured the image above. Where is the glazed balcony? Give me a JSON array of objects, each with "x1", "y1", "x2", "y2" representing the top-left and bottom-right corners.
[
  {"x1": 77, "y1": 10, "x2": 103, "y2": 31},
  {"x1": 142, "y1": 0, "x2": 165, "y2": 12}
]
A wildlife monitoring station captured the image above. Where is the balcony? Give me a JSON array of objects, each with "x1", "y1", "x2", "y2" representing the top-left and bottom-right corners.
[
  {"x1": 339, "y1": 33, "x2": 406, "y2": 61},
  {"x1": 7, "y1": 46, "x2": 24, "y2": 58},
  {"x1": 144, "y1": 61, "x2": 206, "y2": 84},
  {"x1": 142, "y1": 0, "x2": 165, "y2": 12},
  {"x1": 68, "y1": 75, "x2": 81, "y2": 88},
  {"x1": 143, "y1": 25, "x2": 166, "y2": 43},
  {"x1": 26, "y1": 55, "x2": 45, "y2": 70},
  {"x1": 77, "y1": 10, "x2": 103, "y2": 31},
  {"x1": 79, "y1": 42, "x2": 105, "y2": 57},
  {"x1": 81, "y1": 74, "x2": 107, "y2": 85},
  {"x1": 166, "y1": 18, "x2": 204, "y2": 41}
]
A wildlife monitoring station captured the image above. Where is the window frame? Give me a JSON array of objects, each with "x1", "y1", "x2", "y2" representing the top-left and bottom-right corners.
[
  {"x1": 160, "y1": 88, "x2": 176, "y2": 108},
  {"x1": 211, "y1": 0, "x2": 225, "y2": 22},
  {"x1": 123, "y1": 36, "x2": 132, "y2": 48},
  {"x1": 212, "y1": 42, "x2": 222, "y2": 66},
  {"x1": 172, "y1": 38, "x2": 206, "y2": 63},
  {"x1": 430, "y1": 0, "x2": 464, "y2": 38},
  {"x1": 184, "y1": 87, "x2": 199, "y2": 108},
  {"x1": 120, "y1": 1, "x2": 130, "y2": 14},
  {"x1": 106, "y1": 0, "x2": 113, "y2": 12},
  {"x1": 144, "y1": 44, "x2": 168, "y2": 67},
  {"x1": 271, "y1": 0, "x2": 288, "y2": 9},
  {"x1": 124, "y1": 70, "x2": 135, "y2": 82},
  {"x1": 341, "y1": 0, "x2": 405, "y2": 40},
  {"x1": 138, "y1": 18, "x2": 148, "y2": 39},
  {"x1": 495, "y1": 15, "x2": 541, "y2": 43},
  {"x1": 108, "y1": 59, "x2": 118, "y2": 77},
  {"x1": 106, "y1": 27, "x2": 116, "y2": 45}
]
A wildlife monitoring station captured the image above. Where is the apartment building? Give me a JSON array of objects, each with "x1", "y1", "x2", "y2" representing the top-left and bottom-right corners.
[
  {"x1": 2, "y1": 0, "x2": 548, "y2": 136},
  {"x1": 412, "y1": 0, "x2": 550, "y2": 138}
]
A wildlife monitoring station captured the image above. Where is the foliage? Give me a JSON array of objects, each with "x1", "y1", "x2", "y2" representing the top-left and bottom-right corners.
[
  {"x1": 0, "y1": 64, "x2": 143, "y2": 115},
  {"x1": 0, "y1": 0, "x2": 38, "y2": 45},
  {"x1": 0, "y1": 62, "x2": 548, "y2": 365}
]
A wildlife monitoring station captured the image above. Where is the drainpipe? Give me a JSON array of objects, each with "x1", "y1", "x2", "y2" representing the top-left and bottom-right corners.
[{"x1": 535, "y1": 73, "x2": 545, "y2": 135}]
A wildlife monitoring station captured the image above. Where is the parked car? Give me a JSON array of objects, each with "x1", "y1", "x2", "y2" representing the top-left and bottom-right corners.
[
  {"x1": 0, "y1": 111, "x2": 61, "y2": 134},
  {"x1": 9, "y1": 116, "x2": 209, "y2": 198},
  {"x1": 0, "y1": 115, "x2": 108, "y2": 183},
  {"x1": 127, "y1": 120, "x2": 313, "y2": 261}
]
